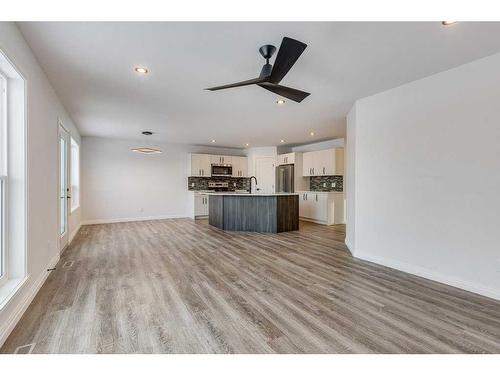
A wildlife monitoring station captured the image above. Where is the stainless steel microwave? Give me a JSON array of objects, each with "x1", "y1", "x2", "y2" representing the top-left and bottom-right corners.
[{"x1": 211, "y1": 164, "x2": 232, "y2": 176}]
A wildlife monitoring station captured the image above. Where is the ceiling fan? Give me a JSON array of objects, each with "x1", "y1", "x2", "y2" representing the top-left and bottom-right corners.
[{"x1": 206, "y1": 37, "x2": 310, "y2": 103}]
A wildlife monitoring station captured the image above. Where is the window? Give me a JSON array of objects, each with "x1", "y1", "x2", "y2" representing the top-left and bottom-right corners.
[
  {"x1": 0, "y1": 71, "x2": 6, "y2": 286},
  {"x1": 0, "y1": 48, "x2": 26, "y2": 305},
  {"x1": 70, "y1": 137, "x2": 80, "y2": 212}
]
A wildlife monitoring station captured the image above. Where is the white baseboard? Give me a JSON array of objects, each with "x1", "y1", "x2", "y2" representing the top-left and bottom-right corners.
[
  {"x1": 69, "y1": 223, "x2": 81, "y2": 244},
  {"x1": 344, "y1": 239, "x2": 354, "y2": 254},
  {"x1": 82, "y1": 214, "x2": 188, "y2": 225},
  {"x1": 354, "y1": 250, "x2": 500, "y2": 301},
  {"x1": 0, "y1": 252, "x2": 60, "y2": 348}
]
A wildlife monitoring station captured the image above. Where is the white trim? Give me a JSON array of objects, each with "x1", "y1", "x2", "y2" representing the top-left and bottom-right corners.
[
  {"x1": 353, "y1": 250, "x2": 500, "y2": 302},
  {"x1": 68, "y1": 223, "x2": 81, "y2": 244},
  {"x1": 0, "y1": 252, "x2": 59, "y2": 348},
  {"x1": 299, "y1": 217, "x2": 329, "y2": 225},
  {"x1": 344, "y1": 238, "x2": 354, "y2": 254},
  {"x1": 82, "y1": 214, "x2": 188, "y2": 225}
]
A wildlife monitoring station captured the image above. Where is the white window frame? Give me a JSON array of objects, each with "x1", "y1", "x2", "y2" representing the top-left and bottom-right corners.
[
  {"x1": 70, "y1": 136, "x2": 80, "y2": 213},
  {"x1": 0, "y1": 48, "x2": 27, "y2": 308},
  {"x1": 0, "y1": 70, "x2": 7, "y2": 288}
]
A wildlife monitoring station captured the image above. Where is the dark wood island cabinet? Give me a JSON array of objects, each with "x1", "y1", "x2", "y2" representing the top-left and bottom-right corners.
[{"x1": 207, "y1": 193, "x2": 299, "y2": 233}]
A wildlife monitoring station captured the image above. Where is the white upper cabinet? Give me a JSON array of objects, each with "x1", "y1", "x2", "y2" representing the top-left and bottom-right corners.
[
  {"x1": 210, "y1": 155, "x2": 232, "y2": 164},
  {"x1": 232, "y1": 156, "x2": 248, "y2": 177},
  {"x1": 190, "y1": 154, "x2": 211, "y2": 177},
  {"x1": 189, "y1": 153, "x2": 247, "y2": 177},
  {"x1": 302, "y1": 151, "x2": 315, "y2": 176},
  {"x1": 302, "y1": 148, "x2": 344, "y2": 176},
  {"x1": 277, "y1": 152, "x2": 295, "y2": 166}
]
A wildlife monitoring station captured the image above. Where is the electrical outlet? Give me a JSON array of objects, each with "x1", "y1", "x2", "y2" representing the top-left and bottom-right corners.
[
  {"x1": 233, "y1": 182, "x2": 236, "y2": 187},
  {"x1": 323, "y1": 182, "x2": 327, "y2": 187},
  {"x1": 191, "y1": 182, "x2": 195, "y2": 187},
  {"x1": 331, "y1": 182, "x2": 336, "y2": 188}
]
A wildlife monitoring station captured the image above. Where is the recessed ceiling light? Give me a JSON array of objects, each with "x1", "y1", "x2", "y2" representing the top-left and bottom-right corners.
[
  {"x1": 310, "y1": 131, "x2": 315, "y2": 136},
  {"x1": 131, "y1": 147, "x2": 162, "y2": 154},
  {"x1": 276, "y1": 98, "x2": 285, "y2": 105},
  {"x1": 280, "y1": 139, "x2": 285, "y2": 143},
  {"x1": 134, "y1": 67, "x2": 149, "y2": 74},
  {"x1": 142, "y1": 131, "x2": 153, "y2": 136},
  {"x1": 441, "y1": 21, "x2": 457, "y2": 26},
  {"x1": 211, "y1": 139, "x2": 216, "y2": 143},
  {"x1": 245, "y1": 143, "x2": 249, "y2": 147}
]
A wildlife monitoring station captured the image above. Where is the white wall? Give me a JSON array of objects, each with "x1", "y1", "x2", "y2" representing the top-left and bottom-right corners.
[
  {"x1": 346, "y1": 52, "x2": 500, "y2": 300},
  {"x1": 345, "y1": 107, "x2": 356, "y2": 251},
  {"x1": 0, "y1": 23, "x2": 81, "y2": 346},
  {"x1": 291, "y1": 138, "x2": 345, "y2": 153},
  {"x1": 82, "y1": 136, "x2": 244, "y2": 223}
]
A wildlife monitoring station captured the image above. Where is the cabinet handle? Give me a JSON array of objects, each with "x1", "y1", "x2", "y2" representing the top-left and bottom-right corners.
[
  {"x1": 323, "y1": 167, "x2": 325, "y2": 174},
  {"x1": 312, "y1": 168, "x2": 314, "y2": 175},
  {"x1": 316, "y1": 194, "x2": 318, "y2": 201}
]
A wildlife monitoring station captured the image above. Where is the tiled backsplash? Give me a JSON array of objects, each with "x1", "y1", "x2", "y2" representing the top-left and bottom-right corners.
[
  {"x1": 188, "y1": 176, "x2": 251, "y2": 191},
  {"x1": 309, "y1": 175, "x2": 343, "y2": 192}
]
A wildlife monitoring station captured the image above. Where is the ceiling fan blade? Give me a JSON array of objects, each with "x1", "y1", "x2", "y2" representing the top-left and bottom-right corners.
[
  {"x1": 205, "y1": 77, "x2": 269, "y2": 91},
  {"x1": 258, "y1": 82, "x2": 310, "y2": 103},
  {"x1": 269, "y1": 37, "x2": 307, "y2": 84}
]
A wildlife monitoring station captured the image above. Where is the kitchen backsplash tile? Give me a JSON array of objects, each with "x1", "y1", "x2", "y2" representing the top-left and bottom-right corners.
[
  {"x1": 309, "y1": 175, "x2": 343, "y2": 192},
  {"x1": 188, "y1": 176, "x2": 251, "y2": 191}
]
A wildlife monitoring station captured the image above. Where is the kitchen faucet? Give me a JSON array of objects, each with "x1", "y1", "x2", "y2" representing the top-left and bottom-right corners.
[{"x1": 249, "y1": 176, "x2": 258, "y2": 194}]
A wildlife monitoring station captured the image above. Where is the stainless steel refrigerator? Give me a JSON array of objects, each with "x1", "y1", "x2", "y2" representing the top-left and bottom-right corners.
[{"x1": 275, "y1": 164, "x2": 295, "y2": 193}]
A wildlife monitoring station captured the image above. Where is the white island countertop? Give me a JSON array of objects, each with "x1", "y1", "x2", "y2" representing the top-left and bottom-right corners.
[{"x1": 203, "y1": 192, "x2": 299, "y2": 196}]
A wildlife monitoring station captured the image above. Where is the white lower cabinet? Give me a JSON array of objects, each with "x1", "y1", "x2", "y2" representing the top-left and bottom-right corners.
[
  {"x1": 298, "y1": 191, "x2": 344, "y2": 225},
  {"x1": 194, "y1": 192, "x2": 209, "y2": 217}
]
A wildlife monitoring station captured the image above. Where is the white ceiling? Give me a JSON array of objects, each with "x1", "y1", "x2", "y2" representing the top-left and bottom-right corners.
[{"x1": 18, "y1": 22, "x2": 500, "y2": 148}]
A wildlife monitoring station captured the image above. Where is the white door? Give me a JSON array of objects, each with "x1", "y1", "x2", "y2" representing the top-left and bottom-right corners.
[
  {"x1": 58, "y1": 124, "x2": 70, "y2": 251},
  {"x1": 255, "y1": 157, "x2": 275, "y2": 194}
]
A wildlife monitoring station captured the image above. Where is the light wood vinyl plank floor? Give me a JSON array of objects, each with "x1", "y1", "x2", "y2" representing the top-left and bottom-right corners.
[{"x1": 1, "y1": 218, "x2": 500, "y2": 353}]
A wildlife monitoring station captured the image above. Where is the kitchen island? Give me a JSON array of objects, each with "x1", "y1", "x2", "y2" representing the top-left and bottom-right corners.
[{"x1": 206, "y1": 192, "x2": 299, "y2": 233}]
